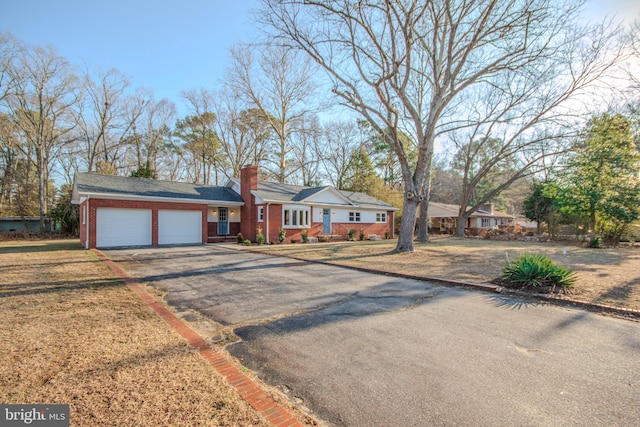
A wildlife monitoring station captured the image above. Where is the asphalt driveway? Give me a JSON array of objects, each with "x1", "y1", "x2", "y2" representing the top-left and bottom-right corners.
[{"x1": 105, "y1": 245, "x2": 640, "y2": 426}]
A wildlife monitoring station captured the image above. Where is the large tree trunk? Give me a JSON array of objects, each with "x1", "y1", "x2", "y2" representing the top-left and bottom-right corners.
[
  {"x1": 589, "y1": 207, "x2": 597, "y2": 241},
  {"x1": 416, "y1": 150, "x2": 434, "y2": 242},
  {"x1": 396, "y1": 198, "x2": 419, "y2": 252},
  {"x1": 416, "y1": 197, "x2": 430, "y2": 242},
  {"x1": 456, "y1": 214, "x2": 467, "y2": 237},
  {"x1": 38, "y1": 151, "x2": 46, "y2": 233}
]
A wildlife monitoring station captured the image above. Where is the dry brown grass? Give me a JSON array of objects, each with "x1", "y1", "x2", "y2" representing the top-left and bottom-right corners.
[
  {"x1": 0, "y1": 240, "x2": 269, "y2": 426},
  {"x1": 247, "y1": 236, "x2": 640, "y2": 311}
]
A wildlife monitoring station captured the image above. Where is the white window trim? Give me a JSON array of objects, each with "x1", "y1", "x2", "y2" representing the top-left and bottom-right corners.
[
  {"x1": 349, "y1": 211, "x2": 361, "y2": 222},
  {"x1": 82, "y1": 205, "x2": 87, "y2": 225},
  {"x1": 376, "y1": 212, "x2": 387, "y2": 223},
  {"x1": 257, "y1": 206, "x2": 264, "y2": 222},
  {"x1": 282, "y1": 205, "x2": 310, "y2": 229}
]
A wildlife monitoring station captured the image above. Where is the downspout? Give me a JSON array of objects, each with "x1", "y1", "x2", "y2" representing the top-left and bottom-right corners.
[
  {"x1": 85, "y1": 195, "x2": 90, "y2": 249},
  {"x1": 265, "y1": 203, "x2": 271, "y2": 244}
]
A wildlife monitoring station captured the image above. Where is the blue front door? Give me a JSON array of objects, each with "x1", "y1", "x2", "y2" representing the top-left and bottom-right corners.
[
  {"x1": 218, "y1": 207, "x2": 229, "y2": 235},
  {"x1": 323, "y1": 209, "x2": 331, "y2": 234}
]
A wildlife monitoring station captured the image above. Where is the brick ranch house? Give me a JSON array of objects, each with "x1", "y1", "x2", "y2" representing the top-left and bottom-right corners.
[
  {"x1": 427, "y1": 202, "x2": 514, "y2": 235},
  {"x1": 72, "y1": 165, "x2": 398, "y2": 249}
]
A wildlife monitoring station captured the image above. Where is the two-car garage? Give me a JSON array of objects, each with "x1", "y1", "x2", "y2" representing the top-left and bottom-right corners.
[
  {"x1": 73, "y1": 173, "x2": 245, "y2": 249},
  {"x1": 95, "y1": 207, "x2": 203, "y2": 248}
]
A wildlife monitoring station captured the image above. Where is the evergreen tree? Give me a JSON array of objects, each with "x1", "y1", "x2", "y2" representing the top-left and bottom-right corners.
[
  {"x1": 523, "y1": 181, "x2": 556, "y2": 235},
  {"x1": 343, "y1": 146, "x2": 382, "y2": 194},
  {"x1": 558, "y1": 114, "x2": 640, "y2": 245}
]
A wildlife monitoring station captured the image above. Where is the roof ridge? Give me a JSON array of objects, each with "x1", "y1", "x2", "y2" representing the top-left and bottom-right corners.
[{"x1": 78, "y1": 172, "x2": 225, "y2": 188}]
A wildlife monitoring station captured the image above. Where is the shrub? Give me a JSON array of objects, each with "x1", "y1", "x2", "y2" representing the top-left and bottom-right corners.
[
  {"x1": 359, "y1": 230, "x2": 365, "y2": 241},
  {"x1": 347, "y1": 229, "x2": 356, "y2": 240},
  {"x1": 301, "y1": 229, "x2": 309, "y2": 243},
  {"x1": 385, "y1": 230, "x2": 391, "y2": 239},
  {"x1": 236, "y1": 232, "x2": 244, "y2": 244},
  {"x1": 501, "y1": 253, "x2": 577, "y2": 290},
  {"x1": 256, "y1": 227, "x2": 265, "y2": 245},
  {"x1": 588, "y1": 236, "x2": 601, "y2": 248},
  {"x1": 278, "y1": 228, "x2": 286, "y2": 243},
  {"x1": 488, "y1": 227, "x2": 506, "y2": 236},
  {"x1": 243, "y1": 239, "x2": 252, "y2": 245}
]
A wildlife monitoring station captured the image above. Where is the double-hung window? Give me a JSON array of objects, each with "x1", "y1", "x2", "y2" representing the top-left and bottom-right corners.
[
  {"x1": 257, "y1": 206, "x2": 264, "y2": 222},
  {"x1": 376, "y1": 212, "x2": 386, "y2": 223},
  {"x1": 349, "y1": 212, "x2": 361, "y2": 222}
]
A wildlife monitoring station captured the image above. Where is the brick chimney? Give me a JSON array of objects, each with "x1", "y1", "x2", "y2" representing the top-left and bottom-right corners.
[
  {"x1": 240, "y1": 165, "x2": 258, "y2": 241},
  {"x1": 479, "y1": 203, "x2": 493, "y2": 213}
]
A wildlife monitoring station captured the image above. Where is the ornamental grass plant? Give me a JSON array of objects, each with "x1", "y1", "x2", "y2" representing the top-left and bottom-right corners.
[{"x1": 501, "y1": 253, "x2": 577, "y2": 291}]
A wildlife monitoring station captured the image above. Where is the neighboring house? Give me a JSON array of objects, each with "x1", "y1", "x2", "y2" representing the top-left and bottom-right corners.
[
  {"x1": 71, "y1": 165, "x2": 398, "y2": 249},
  {"x1": 427, "y1": 202, "x2": 514, "y2": 235},
  {"x1": 0, "y1": 217, "x2": 52, "y2": 233},
  {"x1": 513, "y1": 218, "x2": 538, "y2": 234}
]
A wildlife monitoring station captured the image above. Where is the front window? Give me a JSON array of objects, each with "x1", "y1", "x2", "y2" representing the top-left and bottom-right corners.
[
  {"x1": 349, "y1": 212, "x2": 361, "y2": 222},
  {"x1": 376, "y1": 212, "x2": 386, "y2": 222},
  {"x1": 257, "y1": 206, "x2": 264, "y2": 222},
  {"x1": 283, "y1": 206, "x2": 309, "y2": 228},
  {"x1": 481, "y1": 218, "x2": 491, "y2": 228}
]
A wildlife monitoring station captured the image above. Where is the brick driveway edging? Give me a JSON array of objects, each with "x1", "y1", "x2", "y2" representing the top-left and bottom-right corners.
[
  {"x1": 240, "y1": 245, "x2": 640, "y2": 322},
  {"x1": 92, "y1": 249, "x2": 308, "y2": 427}
]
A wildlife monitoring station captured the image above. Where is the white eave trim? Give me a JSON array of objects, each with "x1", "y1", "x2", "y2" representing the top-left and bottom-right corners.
[
  {"x1": 71, "y1": 195, "x2": 88, "y2": 205},
  {"x1": 75, "y1": 191, "x2": 244, "y2": 206},
  {"x1": 300, "y1": 186, "x2": 355, "y2": 206},
  {"x1": 253, "y1": 198, "x2": 398, "y2": 211}
]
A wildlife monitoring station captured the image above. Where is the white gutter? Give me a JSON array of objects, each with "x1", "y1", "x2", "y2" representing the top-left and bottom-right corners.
[
  {"x1": 76, "y1": 191, "x2": 244, "y2": 206},
  {"x1": 85, "y1": 195, "x2": 90, "y2": 249},
  {"x1": 265, "y1": 203, "x2": 271, "y2": 244}
]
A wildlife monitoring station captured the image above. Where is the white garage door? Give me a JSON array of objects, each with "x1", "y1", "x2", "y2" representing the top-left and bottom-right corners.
[
  {"x1": 158, "y1": 210, "x2": 202, "y2": 245},
  {"x1": 96, "y1": 208, "x2": 152, "y2": 248}
]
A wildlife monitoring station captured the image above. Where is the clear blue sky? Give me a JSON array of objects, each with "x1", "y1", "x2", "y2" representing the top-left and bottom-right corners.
[
  {"x1": 1, "y1": 0, "x2": 637, "y2": 117},
  {"x1": 1, "y1": 0, "x2": 260, "y2": 112}
]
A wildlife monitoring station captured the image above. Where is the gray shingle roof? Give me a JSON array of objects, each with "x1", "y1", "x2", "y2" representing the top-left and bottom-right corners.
[
  {"x1": 337, "y1": 189, "x2": 396, "y2": 209},
  {"x1": 74, "y1": 173, "x2": 244, "y2": 204},
  {"x1": 74, "y1": 173, "x2": 397, "y2": 210},
  {"x1": 254, "y1": 181, "x2": 397, "y2": 210},
  {"x1": 292, "y1": 186, "x2": 329, "y2": 201}
]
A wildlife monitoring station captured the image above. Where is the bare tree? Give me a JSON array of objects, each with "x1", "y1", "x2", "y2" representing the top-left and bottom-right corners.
[
  {"x1": 319, "y1": 120, "x2": 362, "y2": 189},
  {"x1": 73, "y1": 66, "x2": 132, "y2": 173},
  {"x1": 0, "y1": 35, "x2": 23, "y2": 213},
  {"x1": 259, "y1": 0, "x2": 622, "y2": 252},
  {"x1": 127, "y1": 96, "x2": 176, "y2": 176},
  {"x1": 628, "y1": 21, "x2": 640, "y2": 90},
  {"x1": 176, "y1": 88, "x2": 222, "y2": 184},
  {"x1": 429, "y1": 155, "x2": 463, "y2": 205},
  {"x1": 228, "y1": 43, "x2": 318, "y2": 183},
  {"x1": 212, "y1": 87, "x2": 273, "y2": 178},
  {"x1": 290, "y1": 114, "x2": 322, "y2": 185},
  {"x1": 0, "y1": 33, "x2": 23, "y2": 105},
  {"x1": 5, "y1": 44, "x2": 78, "y2": 231}
]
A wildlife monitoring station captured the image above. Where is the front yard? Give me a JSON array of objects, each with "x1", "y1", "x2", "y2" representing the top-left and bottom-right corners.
[
  {"x1": 247, "y1": 236, "x2": 640, "y2": 312},
  {"x1": 0, "y1": 240, "x2": 270, "y2": 426}
]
